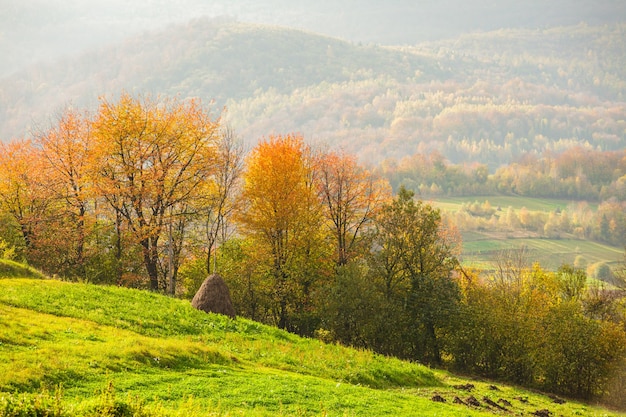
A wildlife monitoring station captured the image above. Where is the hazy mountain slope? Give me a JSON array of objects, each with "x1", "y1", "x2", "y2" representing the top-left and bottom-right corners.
[
  {"x1": 1, "y1": 20, "x2": 624, "y2": 166},
  {"x1": 2, "y1": 0, "x2": 625, "y2": 76},
  {"x1": 0, "y1": 18, "x2": 442, "y2": 140},
  {"x1": 226, "y1": 25, "x2": 626, "y2": 162}
]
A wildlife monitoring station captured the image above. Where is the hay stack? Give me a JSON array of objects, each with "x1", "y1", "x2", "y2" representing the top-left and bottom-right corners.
[{"x1": 191, "y1": 274, "x2": 236, "y2": 318}]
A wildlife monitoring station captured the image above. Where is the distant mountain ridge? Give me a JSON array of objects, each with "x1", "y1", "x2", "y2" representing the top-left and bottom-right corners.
[
  {"x1": 3, "y1": 0, "x2": 625, "y2": 77},
  {"x1": 0, "y1": 18, "x2": 441, "y2": 141},
  {"x1": 1, "y1": 19, "x2": 625, "y2": 166}
]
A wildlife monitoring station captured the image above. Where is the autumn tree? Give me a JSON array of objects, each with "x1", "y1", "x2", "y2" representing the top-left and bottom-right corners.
[
  {"x1": 178, "y1": 127, "x2": 244, "y2": 296},
  {"x1": 317, "y1": 150, "x2": 390, "y2": 266},
  {"x1": 34, "y1": 108, "x2": 94, "y2": 278},
  {"x1": 90, "y1": 93, "x2": 220, "y2": 292},
  {"x1": 212, "y1": 237, "x2": 273, "y2": 322},
  {"x1": 237, "y1": 134, "x2": 330, "y2": 332},
  {"x1": 540, "y1": 302, "x2": 626, "y2": 399},
  {"x1": 614, "y1": 248, "x2": 626, "y2": 289},
  {"x1": 556, "y1": 264, "x2": 587, "y2": 301},
  {"x1": 450, "y1": 259, "x2": 626, "y2": 400},
  {"x1": 202, "y1": 127, "x2": 244, "y2": 274},
  {"x1": 0, "y1": 140, "x2": 52, "y2": 258},
  {"x1": 452, "y1": 263, "x2": 536, "y2": 382},
  {"x1": 369, "y1": 186, "x2": 461, "y2": 364}
]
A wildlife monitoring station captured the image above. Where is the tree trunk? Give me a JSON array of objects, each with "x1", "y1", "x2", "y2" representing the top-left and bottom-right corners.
[
  {"x1": 167, "y1": 220, "x2": 175, "y2": 295},
  {"x1": 75, "y1": 205, "x2": 86, "y2": 278},
  {"x1": 426, "y1": 319, "x2": 442, "y2": 365},
  {"x1": 115, "y1": 212, "x2": 123, "y2": 285},
  {"x1": 142, "y1": 237, "x2": 160, "y2": 291},
  {"x1": 276, "y1": 268, "x2": 289, "y2": 330},
  {"x1": 19, "y1": 222, "x2": 33, "y2": 250}
]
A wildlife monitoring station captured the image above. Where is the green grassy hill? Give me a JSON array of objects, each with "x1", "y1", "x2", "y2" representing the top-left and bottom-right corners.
[{"x1": 0, "y1": 274, "x2": 623, "y2": 416}]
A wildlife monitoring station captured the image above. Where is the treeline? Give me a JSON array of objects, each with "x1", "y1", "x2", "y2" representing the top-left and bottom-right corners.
[
  {"x1": 0, "y1": 94, "x2": 240, "y2": 291},
  {"x1": 454, "y1": 261, "x2": 626, "y2": 404},
  {"x1": 450, "y1": 199, "x2": 626, "y2": 252},
  {"x1": 383, "y1": 147, "x2": 626, "y2": 201},
  {"x1": 1, "y1": 94, "x2": 625, "y2": 406},
  {"x1": 381, "y1": 148, "x2": 626, "y2": 246},
  {"x1": 492, "y1": 148, "x2": 626, "y2": 201},
  {"x1": 382, "y1": 150, "x2": 626, "y2": 252}
]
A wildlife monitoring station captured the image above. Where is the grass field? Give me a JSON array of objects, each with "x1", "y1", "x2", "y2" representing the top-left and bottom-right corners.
[
  {"x1": 1, "y1": 275, "x2": 624, "y2": 416},
  {"x1": 431, "y1": 196, "x2": 623, "y2": 271},
  {"x1": 460, "y1": 235, "x2": 624, "y2": 270},
  {"x1": 0, "y1": 258, "x2": 45, "y2": 279}
]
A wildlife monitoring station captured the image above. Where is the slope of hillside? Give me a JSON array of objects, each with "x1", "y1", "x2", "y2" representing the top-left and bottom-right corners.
[
  {"x1": 0, "y1": 259, "x2": 45, "y2": 279},
  {"x1": 0, "y1": 19, "x2": 440, "y2": 141},
  {"x1": 0, "y1": 277, "x2": 623, "y2": 416},
  {"x1": 1, "y1": 20, "x2": 624, "y2": 167},
  {"x1": 226, "y1": 23, "x2": 626, "y2": 164}
]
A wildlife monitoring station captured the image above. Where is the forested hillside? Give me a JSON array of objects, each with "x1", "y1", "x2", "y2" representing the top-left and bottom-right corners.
[
  {"x1": 228, "y1": 23, "x2": 626, "y2": 165},
  {"x1": 1, "y1": 19, "x2": 624, "y2": 166}
]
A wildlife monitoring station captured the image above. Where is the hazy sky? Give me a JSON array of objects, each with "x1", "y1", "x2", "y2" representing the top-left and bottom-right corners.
[{"x1": 2, "y1": 0, "x2": 625, "y2": 76}]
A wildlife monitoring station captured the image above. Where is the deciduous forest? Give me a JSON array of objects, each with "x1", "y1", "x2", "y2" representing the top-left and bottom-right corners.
[{"x1": 1, "y1": 94, "x2": 625, "y2": 407}]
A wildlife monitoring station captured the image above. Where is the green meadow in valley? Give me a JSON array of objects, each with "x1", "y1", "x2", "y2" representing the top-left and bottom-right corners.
[{"x1": 432, "y1": 196, "x2": 624, "y2": 271}]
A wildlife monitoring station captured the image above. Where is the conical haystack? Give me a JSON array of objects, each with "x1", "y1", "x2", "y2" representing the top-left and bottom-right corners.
[{"x1": 191, "y1": 274, "x2": 236, "y2": 318}]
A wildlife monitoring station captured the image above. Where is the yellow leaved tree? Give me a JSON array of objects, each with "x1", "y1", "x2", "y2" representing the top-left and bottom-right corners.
[
  {"x1": 0, "y1": 139, "x2": 52, "y2": 253},
  {"x1": 237, "y1": 134, "x2": 331, "y2": 332},
  {"x1": 90, "y1": 93, "x2": 220, "y2": 292},
  {"x1": 317, "y1": 150, "x2": 391, "y2": 266}
]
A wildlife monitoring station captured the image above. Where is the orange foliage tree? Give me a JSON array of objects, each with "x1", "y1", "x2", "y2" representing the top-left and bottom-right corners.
[
  {"x1": 317, "y1": 150, "x2": 391, "y2": 266},
  {"x1": 90, "y1": 93, "x2": 220, "y2": 291},
  {"x1": 0, "y1": 140, "x2": 52, "y2": 255},
  {"x1": 237, "y1": 134, "x2": 330, "y2": 331},
  {"x1": 34, "y1": 109, "x2": 94, "y2": 276}
]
